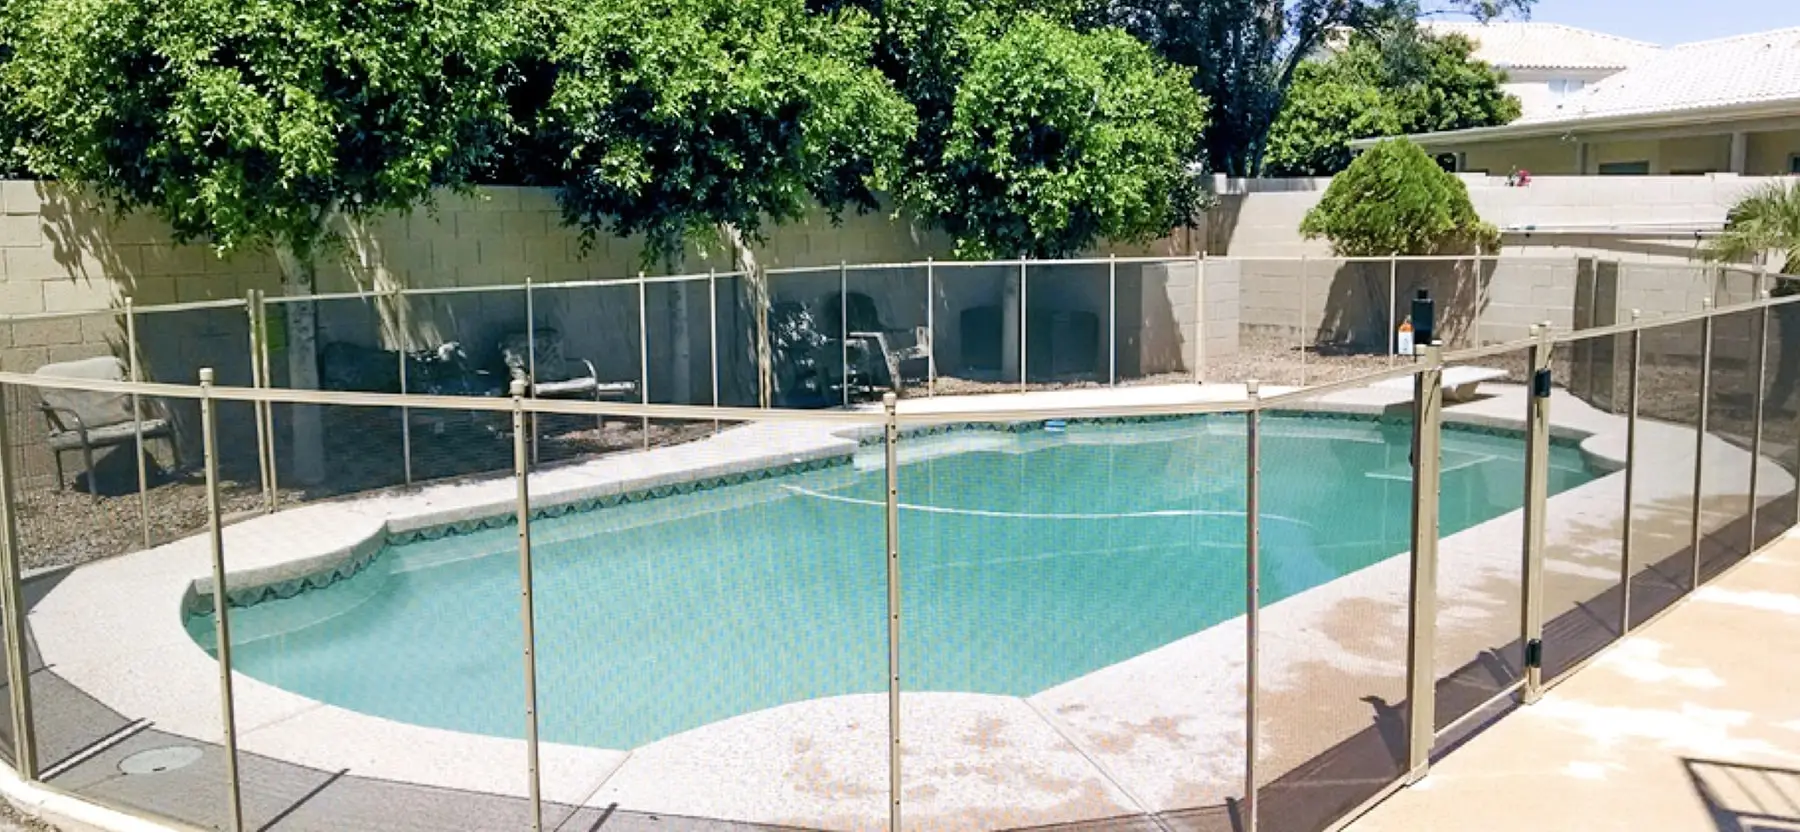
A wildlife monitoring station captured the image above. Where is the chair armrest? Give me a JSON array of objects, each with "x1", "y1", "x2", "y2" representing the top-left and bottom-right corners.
[{"x1": 40, "y1": 404, "x2": 90, "y2": 445}]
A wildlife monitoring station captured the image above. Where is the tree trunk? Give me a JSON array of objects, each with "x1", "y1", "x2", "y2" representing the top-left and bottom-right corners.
[
  {"x1": 722, "y1": 224, "x2": 771, "y2": 408},
  {"x1": 274, "y1": 245, "x2": 327, "y2": 486}
]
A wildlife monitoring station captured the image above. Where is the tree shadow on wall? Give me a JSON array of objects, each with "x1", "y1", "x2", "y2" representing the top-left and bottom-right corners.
[{"x1": 1314, "y1": 258, "x2": 1493, "y2": 354}]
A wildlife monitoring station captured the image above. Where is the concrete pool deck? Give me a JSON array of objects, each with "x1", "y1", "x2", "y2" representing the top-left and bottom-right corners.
[
  {"x1": 1345, "y1": 535, "x2": 1800, "y2": 832},
  {"x1": 13, "y1": 380, "x2": 1787, "y2": 831}
]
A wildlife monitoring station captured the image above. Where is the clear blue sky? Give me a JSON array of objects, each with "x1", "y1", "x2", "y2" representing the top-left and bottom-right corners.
[{"x1": 1475, "y1": 0, "x2": 1798, "y2": 45}]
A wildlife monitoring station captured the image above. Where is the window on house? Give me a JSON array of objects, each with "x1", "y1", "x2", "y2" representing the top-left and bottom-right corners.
[
  {"x1": 1598, "y1": 161, "x2": 1650, "y2": 175},
  {"x1": 1791, "y1": 154, "x2": 1800, "y2": 174},
  {"x1": 1548, "y1": 78, "x2": 1588, "y2": 97}
]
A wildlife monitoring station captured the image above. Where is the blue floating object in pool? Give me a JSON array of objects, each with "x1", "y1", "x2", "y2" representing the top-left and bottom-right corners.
[{"x1": 1044, "y1": 419, "x2": 1067, "y2": 433}]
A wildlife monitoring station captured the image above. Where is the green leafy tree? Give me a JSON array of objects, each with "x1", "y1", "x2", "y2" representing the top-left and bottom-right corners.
[
  {"x1": 1262, "y1": 65, "x2": 1401, "y2": 177},
  {"x1": 1265, "y1": 30, "x2": 1518, "y2": 176},
  {"x1": 1101, "y1": 0, "x2": 1534, "y2": 175},
  {"x1": 902, "y1": 16, "x2": 1208, "y2": 258},
  {"x1": 1300, "y1": 138, "x2": 1496, "y2": 255},
  {"x1": 2, "y1": 0, "x2": 521, "y2": 483},
  {"x1": 530, "y1": 0, "x2": 914, "y2": 406},
  {"x1": 536, "y1": 0, "x2": 916, "y2": 265}
]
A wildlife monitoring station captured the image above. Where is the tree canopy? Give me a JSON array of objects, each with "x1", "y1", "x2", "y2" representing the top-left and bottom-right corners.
[
  {"x1": 1100, "y1": 0, "x2": 1534, "y2": 176},
  {"x1": 0, "y1": 0, "x2": 1534, "y2": 265},
  {"x1": 1264, "y1": 29, "x2": 1519, "y2": 176},
  {"x1": 536, "y1": 0, "x2": 916, "y2": 264},
  {"x1": 0, "y1": 0, "x2": 520, "y2": 262},
  {"x1": 1300, "y1": 138, "x2": 1497, "y2": 256},
  {"x1": 903, "y1": 15, "x2": 1208, "y2": 258}
]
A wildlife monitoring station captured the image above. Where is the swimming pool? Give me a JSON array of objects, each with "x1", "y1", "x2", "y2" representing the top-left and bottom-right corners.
[{"x1": 188, "y1": 414, "x2": 1595, "y2": 750}]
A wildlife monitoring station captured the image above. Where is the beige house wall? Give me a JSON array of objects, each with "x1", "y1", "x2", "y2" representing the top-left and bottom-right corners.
[
  {"x1": 1655, "y1": 135, "x2": 1732, "y2": 174},
  {"x1": 1450, "y1": 122, "x2": 1800, "y2": 176},
  {"x1": 1747, "y1": 129, "x2": 1800, "y2": 174},
  {"x1": 1463, "y1": 140, "x2": 1579, "y2": 175}
]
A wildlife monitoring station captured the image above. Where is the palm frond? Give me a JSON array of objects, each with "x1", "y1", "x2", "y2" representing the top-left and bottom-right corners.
[{"x1": 1704, "y1": 181, "x2": 1800, "y2": 271}]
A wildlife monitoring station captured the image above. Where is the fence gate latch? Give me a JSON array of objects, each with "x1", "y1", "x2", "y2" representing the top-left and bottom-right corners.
[
  {"x1": 1525, "y1": 638, "x2": 1544, "y2": 669},
  {"x1": 1532, "y1": 368, "x2": 1552, "y2": 399}
]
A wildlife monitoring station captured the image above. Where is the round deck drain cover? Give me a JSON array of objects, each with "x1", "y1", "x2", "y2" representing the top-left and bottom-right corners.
[{"x1": 119, "y1": 746, "x2": 203, "y2": 775}]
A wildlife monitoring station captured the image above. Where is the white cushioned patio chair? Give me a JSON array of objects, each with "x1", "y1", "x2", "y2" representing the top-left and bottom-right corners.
[{"x1": 35, "y1": 356, "x2": 178, "y2": 499}]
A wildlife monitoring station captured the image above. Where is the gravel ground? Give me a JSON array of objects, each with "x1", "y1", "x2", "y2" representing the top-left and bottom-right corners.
[
  {"x1": 9, "y1": 416, "x2": 727, "y2": 573},
  {"x1": 11, "y1": 330, "x2": 1775, "y2": 575},
  {"x1": 0, "y1": 800, "x2": 54, "y2": 832}
]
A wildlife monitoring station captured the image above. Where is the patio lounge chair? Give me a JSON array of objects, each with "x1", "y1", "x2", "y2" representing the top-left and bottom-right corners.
[
  {"x1": 822, "y1": 292, "x2": 932, "y2": 400},
  {"x1": 498, "y1": 329, "x2": 637, "y2": 403},
  {"x1": 35, "y1": 356, "x2": 179, "y2": 498}
]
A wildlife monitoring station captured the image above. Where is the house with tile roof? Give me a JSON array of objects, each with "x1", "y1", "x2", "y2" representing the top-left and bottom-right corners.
[
  {"x1": 1424, "y1": 21, "x2": 1661, "y2": 120},
  {"x1": 1356, "y1": 26, "x2": 1800, "y2": 177}
]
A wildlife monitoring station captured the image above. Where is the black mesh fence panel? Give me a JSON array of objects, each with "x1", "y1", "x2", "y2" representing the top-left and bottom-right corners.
[
  {"x1": 1432, "y1": 347, "x2": 1533, "y2": 731},
  {"x1": 1698, "y1": 309, "x2": 1761, "y2": 580},
  {"x1": 905, "y1": 412, "x2": 1245, "y2": 831},
  {"x1": 221, "y1": 399, "x2": 537, "y2": 830},
  {"x1": 1754, "y1": 298, "x2": 1800, "y2": 548},
  {"x1": 538, "y1": 412, "x2": 888, "y2": 827},
  {"x1": 845, "y1": 264, "x2": 931, "y2": 401},
  {"x1": 932, "y1": 262, "x2": 1015, "y2": 395},
  {"x1": 1256, "y1": 379, "x2": 1414, "y2": 832},
  {"x1": 14, "y1": 378, "x2": 230, "y2": 828},
  {"x1": 1628, "y1": 319, "x2": 1705, "y2": 628},
  {"x1": 1114, "y1": 257, "x2": 1203, "y2": 388},
  {"x1": 1021, "y1": 262, "x2": 1109, "y2": 392},
  {"x1": 1540, "y1": 332, "x2": 1632, "y2": 682}
]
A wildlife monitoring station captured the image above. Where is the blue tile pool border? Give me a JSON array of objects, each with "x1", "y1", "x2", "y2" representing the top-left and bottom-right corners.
[{"x1": 196, "y1": 411, "x2": 1578, "y2": 614}]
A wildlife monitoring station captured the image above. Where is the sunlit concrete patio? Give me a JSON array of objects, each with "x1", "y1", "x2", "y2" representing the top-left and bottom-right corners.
[{"x1": 1348, "y1": 533, "x2": 1800, "y2": 832}]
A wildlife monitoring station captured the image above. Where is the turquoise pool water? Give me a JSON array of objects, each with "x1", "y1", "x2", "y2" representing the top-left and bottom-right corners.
[{"x1": 190, "y1": 415, "x2": 1595, "y2": 750}]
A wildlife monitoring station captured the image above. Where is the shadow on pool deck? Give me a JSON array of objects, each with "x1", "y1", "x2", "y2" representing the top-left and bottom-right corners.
[{"x1": 6, "y1": 490, "x2": 1785, "y2": 832}]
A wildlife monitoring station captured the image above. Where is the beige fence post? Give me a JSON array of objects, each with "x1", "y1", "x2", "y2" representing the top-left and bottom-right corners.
[
  {"x1": 883, "y1": 392, "x2": 903, "y2": 832},
  {"x1": 1692, "y1": 300, "x2": 1714, "y2": 592},
  {"x1": 1620, "y1": 310, "x2": 1642, "y2": 636},
  {"x1": 1406, "y1": 345, "x2": 1444, "y2": 779},
  {"x1": 128, "y1": 296, "x2": 150, "y2": 546},
  {"x1": 253, "y1": 291, "x2": 278, "y2": 511},
  {"x1": 841, "y1": 261, "x2": 851, "y2": 408},
  {"x1": 394, "y1": 287, "x2": 413, "y2": 486},
  {"x1": 512, "y1": 380, "x2": 544, "y2": 832},
  {"x1": 1019, "y1": 258, "x2": 1029, "y2": 392},
  {"x1": 1107, "y1": 254, "x2": 1118, "y2": 387},
  {"x1": 638, "y1": 272, "x2": 650, "y2": 449},
  {"x1": 201, "y1": 368, "x2": 246, "y2": 832},
  {"x1": 1750, "y1": 294, "x2": 1770, "y2": 537},
  {"x1": 1521, "y1": 325, "x2": 1552, "y2": 703},
  {"x1": 1244, "y1": 379, "x2": 1262, "y2": 832},
  {"x1": 244, "y1": 291, "x2": 272, "y2": 514},
  {"x1": 709, "y1": 268, "x2": 721, "y2": 433},
  {"x1": 0, "y1": 382, "x2": 39, "y2": 780},
  {"x1": 926, "y1": 258, "x2": 937, "y2": 397}
]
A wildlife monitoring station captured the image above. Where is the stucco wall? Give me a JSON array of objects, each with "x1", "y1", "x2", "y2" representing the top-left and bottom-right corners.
[
  {"x1": 1463, "y1": 139, "x2": 1581, "y2": 175},
  {"x1": 1748, "y1": 129, "x2": 1800, "y2": 174},
  {"x1": 1457, "y1": 125, "x2": 1800, "y2": 176}
]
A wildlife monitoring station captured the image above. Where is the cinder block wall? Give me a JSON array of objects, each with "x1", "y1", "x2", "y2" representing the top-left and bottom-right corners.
[
  {"x1": 1212, "y1": 174, "x2": 1785, "y2": 350},
  {"x1": 0, "y1": 181, "x2": 1200, "y2": 405}
]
